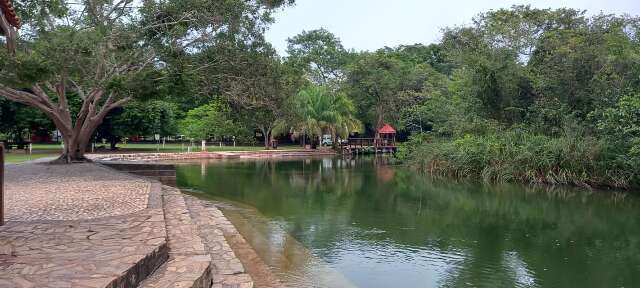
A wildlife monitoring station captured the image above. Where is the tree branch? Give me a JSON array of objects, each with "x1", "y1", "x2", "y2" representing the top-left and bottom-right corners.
[
  {"x1": 31, "y1": 84, "x2": 59, "y2": 109},
  {"x1": 56, "y1": 74, "x2": 73, "y2": 125},
  {"x1": 69, "y1": 79, "x2": 86, "y2": 100},
  {"x1": 94, "y1": 95, "x2": 131, "y2": 121},
  {"x1": 0, "y1": 85, "x2": 73, "y2": 133}
]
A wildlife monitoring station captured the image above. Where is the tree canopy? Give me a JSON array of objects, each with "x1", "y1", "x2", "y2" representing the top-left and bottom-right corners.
[
  {"x1": 286, "y1": 28, "x2": 351, "y2": 85},
  {"x1": 0, "y1": 0, "x2": 293, "y2": 161},
  {"x1": 180, "y1": 100, "x2": 236, "y2": 141}
]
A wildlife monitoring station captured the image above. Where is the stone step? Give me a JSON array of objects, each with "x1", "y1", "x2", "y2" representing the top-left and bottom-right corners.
[
  {"x1": 100, "y1": 163, "x2": 178, "y2": 187},
  {"x1": 137, "y1": 255, "x2": 211, "y2": 288},
  {"x1": 0, "y1": 210, "x2": 169, "y2": 288},
  {"x1": 138, "y1": 186, "x2": 213, "y2": 288},
  {"x1": 184, "y1": 196, "x2": 278, "y2": 288},
  {"x1": 101, "y1": 162, "x2": 177, "y2": 171},
  {"x1": 127, "y1": 170, "x2": 176, "y2": 177}
]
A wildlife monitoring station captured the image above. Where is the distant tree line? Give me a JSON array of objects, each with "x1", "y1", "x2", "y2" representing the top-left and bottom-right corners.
[{"x1": 391, "y1": 6, "x2": 640, "y2": 189}]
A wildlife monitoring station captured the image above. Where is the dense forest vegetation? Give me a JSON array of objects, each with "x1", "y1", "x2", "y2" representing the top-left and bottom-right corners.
[
  {"x1": 395, "y1": 7, "x2": 640, "y2": 189},
  {"x1": 1, "y1": 2, "x2": 638, "y2": 188}
]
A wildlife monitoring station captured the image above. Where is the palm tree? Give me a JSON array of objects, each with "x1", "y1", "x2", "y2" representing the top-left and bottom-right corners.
[{"x1": 292, "y1": 85, "x2": 362, "y2": 147}]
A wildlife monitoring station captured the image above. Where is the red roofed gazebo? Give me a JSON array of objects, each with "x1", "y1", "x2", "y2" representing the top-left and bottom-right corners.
[
  {"x1": 340, "y1": 124, "x2": 397, "y2": 154},
  {"x1": 375, "y1": 124, "x2": 396, "y2": 149},
  {"x1": 378, "y1": 124, "x2": 396, "y2": 134}
]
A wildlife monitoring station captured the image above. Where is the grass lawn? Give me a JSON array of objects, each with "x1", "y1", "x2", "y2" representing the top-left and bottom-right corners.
[
  {"x1": 30, "y1": 144, "x2": 66, "y2": 150},
  {"x1": 4, "y1": 152, "x2": 59, "y2": 164},
  {"x1": 4, "y1": 143, "x2": 302, "y2": 163}
]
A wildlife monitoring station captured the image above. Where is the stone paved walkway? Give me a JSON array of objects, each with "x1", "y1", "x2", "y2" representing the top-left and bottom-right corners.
[
  {"x1": 1, "y1": 162, "x2": 268, "y2": 288},
  {"x1": 0, "y1": 209, "x2": 167, "y2": 287},
  {"x1": 0, "y1": 163, "x2": 167, "y2": 288},
  {"x1": 4, "y1": 163, "x2": 150, "y2": 221}
]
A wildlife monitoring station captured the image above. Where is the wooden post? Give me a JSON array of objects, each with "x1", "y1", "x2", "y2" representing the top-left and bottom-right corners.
[{"x1": 1, "y1": 143, "x2": 4, "y2": 226}]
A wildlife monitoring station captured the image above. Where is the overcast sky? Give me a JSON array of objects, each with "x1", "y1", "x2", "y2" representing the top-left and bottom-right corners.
[{"x1": 265, "y1": 0, "x2": 640, "y2": 55}]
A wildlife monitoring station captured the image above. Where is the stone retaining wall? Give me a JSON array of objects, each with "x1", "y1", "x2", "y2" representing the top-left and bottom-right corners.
[
  {"x1": 90, "y1": 150, "x2": 335, "y2": 162},
  {"x1": 101, "y1": 162, "x2": 177, "y2": 186}
]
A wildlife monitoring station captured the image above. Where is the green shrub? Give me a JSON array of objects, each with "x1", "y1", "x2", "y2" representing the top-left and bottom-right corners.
[{"x1": 403, "y1": 130, "x2": 637, "y2": 189}]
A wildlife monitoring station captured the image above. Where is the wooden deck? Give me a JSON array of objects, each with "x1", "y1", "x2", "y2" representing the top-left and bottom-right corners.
[{"x1": 340, "y1": 138, "x2": 396, "y2": 154}]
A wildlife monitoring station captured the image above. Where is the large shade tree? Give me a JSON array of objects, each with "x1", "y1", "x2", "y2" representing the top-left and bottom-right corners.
[
  {"x1": 221, "y1": 45, "x2": 305, "y2": 148},
  {"x1": 179, "y1": 100, "x2": 237, "y2": 142},
  {"x1": 0, "y1": 0, "x2": 152, "y2": 162},
  {"x1": 286, "y1": 28, "x2": 350, "y2": 85},
  {"x1": 0, "y1": 0, "x2": 293, "y2": 163},
  {"x1": 346, "y1": 51, "x2": 433, "y2": 130},
  {"x1": 97, "y1": 100, "x2": 179, "y2": 150}
]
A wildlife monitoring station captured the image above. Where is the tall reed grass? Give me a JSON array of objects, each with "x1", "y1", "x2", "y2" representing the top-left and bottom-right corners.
[{"x1": 401, "y1": 131, "x2": 638, "y2": 189}]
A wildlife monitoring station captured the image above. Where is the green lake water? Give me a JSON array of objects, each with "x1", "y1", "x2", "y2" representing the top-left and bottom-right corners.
[{"x1": 176, "y1": 157, "x2": 640, "y2": 288}]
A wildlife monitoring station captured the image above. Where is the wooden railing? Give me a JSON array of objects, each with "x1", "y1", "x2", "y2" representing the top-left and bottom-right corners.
[
  {"x1": 340, "y1": 138, "x2": 396, "y2": 150},
  {"x1": 344, "y1": 138, "x2": 375, "y2": 148}
]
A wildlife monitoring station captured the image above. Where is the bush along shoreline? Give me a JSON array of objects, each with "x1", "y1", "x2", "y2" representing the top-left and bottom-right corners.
[{"x1": 399, "y1": 129, "x2": 640, "y2": 191}]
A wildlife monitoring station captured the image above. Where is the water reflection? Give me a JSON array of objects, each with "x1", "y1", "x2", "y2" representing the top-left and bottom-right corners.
[
  {"x1": 177, "y1": 157, "x2": 640, "y2": 288},
  {"x1": 214, "y1": 201, "x2": 358, "y2": 288}
]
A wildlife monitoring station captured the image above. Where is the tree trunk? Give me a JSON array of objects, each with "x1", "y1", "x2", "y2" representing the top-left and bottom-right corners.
[
  {"x1": 261, "y1": 127, "x2": 272, "y2": 149},
  {"x1": 376, "y1": 105, "x2": 385, "y2": 128},
  {"x1": 55, "y1": 125, "x2": 98, "y2": 163},
  {"x1": 109, "y1": 137, "x2": 119, "y2": 151},
  {"x1": 331, "y1": 129, "x2": 337, "y2": 150},
  {"x1": 0, "y1": 8, "x2": 18, "y2": 56}
]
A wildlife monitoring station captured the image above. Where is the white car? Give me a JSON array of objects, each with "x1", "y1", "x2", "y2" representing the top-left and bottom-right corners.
[{"x1": 321, "y1": 135, "x2": 333, "y2": 146}]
